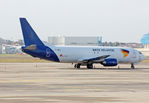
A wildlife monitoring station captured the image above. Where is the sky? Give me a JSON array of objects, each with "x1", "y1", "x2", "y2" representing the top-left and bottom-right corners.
[{"x1": 0, "y1": 0, "x2": 149, "y2": 43}]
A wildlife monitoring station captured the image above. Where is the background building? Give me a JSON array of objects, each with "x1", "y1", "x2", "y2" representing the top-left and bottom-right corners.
[
  {"x1": 137, "y1": 33, "x2": 149, "y2": 56},
  {"x1": 48, "y1": 36, "x2": 142, "y2": 47},
  {"x1": 48, "y1": 36, "x2": 65, "y2": 45},
  {"x1": 141, "y1": 33, "x2": 149, "y2": 48},
  {"x1": 48, "y1": 36, "x2": 101, "y2": 46},
  {"x1": 0, "y1": 44, "x2": 22, "y2": 54}
]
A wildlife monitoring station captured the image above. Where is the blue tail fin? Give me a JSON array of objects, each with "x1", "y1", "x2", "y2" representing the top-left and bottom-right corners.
[{"x1": 20, "y1": 18, "x2": 44, "y2": 46}]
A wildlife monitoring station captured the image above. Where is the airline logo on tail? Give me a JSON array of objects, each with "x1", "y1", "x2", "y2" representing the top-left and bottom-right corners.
[{"x1": 121, "y1": 49, "x2": 129, "y2": 58}]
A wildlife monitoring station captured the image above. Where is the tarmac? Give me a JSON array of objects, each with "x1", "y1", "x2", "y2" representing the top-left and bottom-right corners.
[{"x1": 0, "y1": 63, "x2": 149, "y2": 103}]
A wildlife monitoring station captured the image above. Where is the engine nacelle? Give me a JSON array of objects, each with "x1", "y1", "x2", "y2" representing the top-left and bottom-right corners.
[{"x1": 101, "y1": 58, "x2": 118, "y2": 66}]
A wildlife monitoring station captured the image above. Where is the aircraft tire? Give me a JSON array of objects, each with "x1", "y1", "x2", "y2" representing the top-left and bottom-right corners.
[
  {"x1": 74, "y1": 64, "x2": 77, "y2": 68},
  {"x1": 131, "y1": 63, "x2": 135, "y2": 69},
  {"x1": 87, "y1": 64, "x2": 93, "y2": 69},
  {"x1": 76, "y1": 64, "x2": 81, "y2": 68}
]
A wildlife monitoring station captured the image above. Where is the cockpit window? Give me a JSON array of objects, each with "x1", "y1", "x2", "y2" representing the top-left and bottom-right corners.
[{"x1": 139, "y1": 51, "x2": 142, "y2": 54}]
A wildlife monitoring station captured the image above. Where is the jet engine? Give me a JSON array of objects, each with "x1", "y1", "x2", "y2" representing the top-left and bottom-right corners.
[{"x1": 101, "y1": 58, "x2": 118, "y2": 66}]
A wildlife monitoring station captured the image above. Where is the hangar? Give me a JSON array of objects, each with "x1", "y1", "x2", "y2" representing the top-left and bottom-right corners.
[
  {"x1": 48, "y1": 36, "x2": 102, "y2": 46},
  {"x1": 141, "y1": 33, "x2": 149, "y2": 48}
]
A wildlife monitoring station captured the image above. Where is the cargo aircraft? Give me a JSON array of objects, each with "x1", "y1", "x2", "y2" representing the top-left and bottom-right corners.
[{"x1": 20, "y1": 18, "x2": 146, "y2": 69}]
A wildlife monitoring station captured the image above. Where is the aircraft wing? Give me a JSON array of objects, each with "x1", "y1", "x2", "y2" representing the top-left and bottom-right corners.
[{"x1": 79, "y1": 55, "x2": 110, "y2": 63}]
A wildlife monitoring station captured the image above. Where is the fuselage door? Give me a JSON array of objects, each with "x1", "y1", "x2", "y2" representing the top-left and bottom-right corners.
[
  {"x1": 132, "y1": 50, "x2": 137, "y2": 58},
  {"x1": 132, "y1": 50, "x2": 139, "y2": 62}
]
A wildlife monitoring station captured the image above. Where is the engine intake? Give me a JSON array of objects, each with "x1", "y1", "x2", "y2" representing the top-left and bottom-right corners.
[{"x1": 101, "y1": 58, "x2": 118, "y2": 66}]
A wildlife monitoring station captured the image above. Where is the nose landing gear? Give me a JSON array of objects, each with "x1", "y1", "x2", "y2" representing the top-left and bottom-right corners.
[{"x1": 131, "y1": 63, "x2": 135, "y2": 69}]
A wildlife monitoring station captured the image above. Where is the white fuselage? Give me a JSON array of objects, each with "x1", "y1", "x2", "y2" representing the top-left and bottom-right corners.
[{"x1": 48, "y1": 45, "x2": 145, "y2": 64}]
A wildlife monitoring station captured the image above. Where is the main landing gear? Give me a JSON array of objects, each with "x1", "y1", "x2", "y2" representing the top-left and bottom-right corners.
[
  {"x1": 87, "y1": 63, "x2": 93, "y2": 69},
  {"x1": 74, "y1": 64, "x2": 81, "y2": 68},
  {"x1": 131, "y1": 63, "x2": 135, "y2": 69},
  {"x1": 74, "y1": 63, "x2": 93, "y2": 69}
]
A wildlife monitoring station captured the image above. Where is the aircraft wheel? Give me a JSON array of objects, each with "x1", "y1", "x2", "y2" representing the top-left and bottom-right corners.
[
  {"x1": 131, "y1": 63, "x2": 135, "y2": 69},
  {"x1": 74, "y1": 64, "x2": 77, "y2": 68},
  {"x1": 75, "y1": 64, "x2": 81, "y2": 68},
  {"x1": 87, "y1": 64, "x2": 93, "y2": 69}
]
